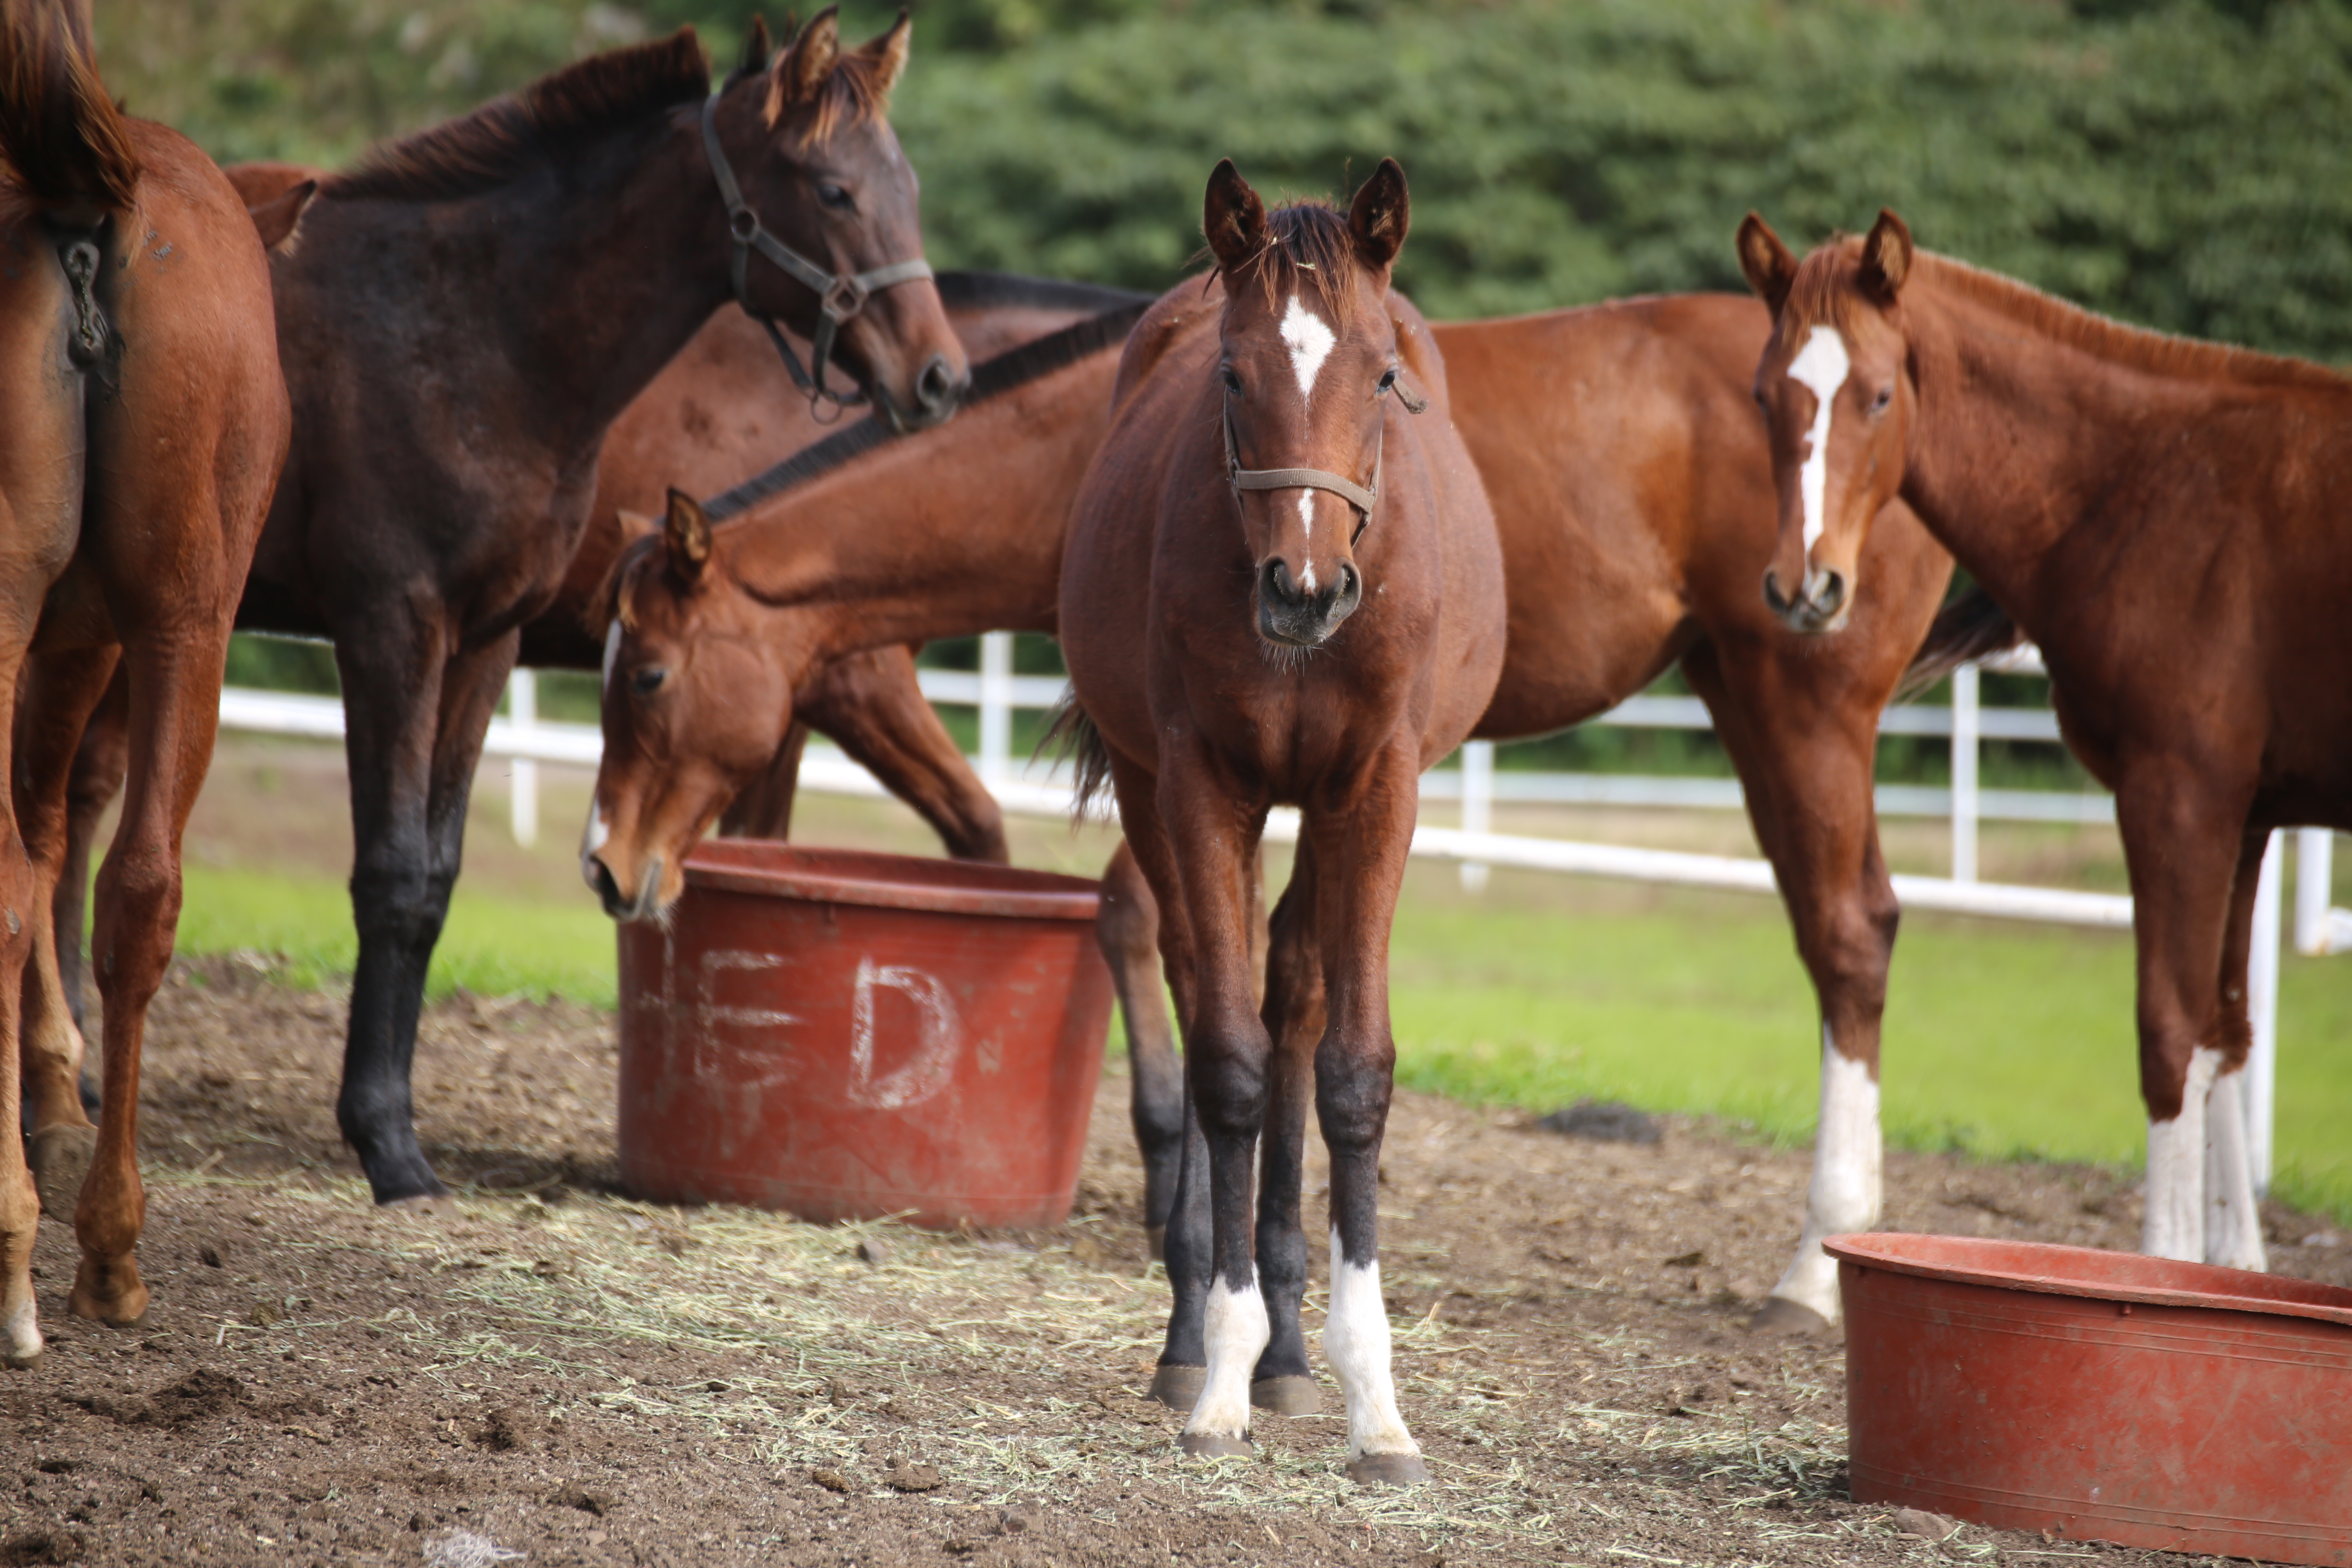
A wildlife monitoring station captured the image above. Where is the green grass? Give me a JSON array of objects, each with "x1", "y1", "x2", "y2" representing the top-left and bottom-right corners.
[{"x1": 165, "y1": 859, "x2": 2352, "y2": 1227}]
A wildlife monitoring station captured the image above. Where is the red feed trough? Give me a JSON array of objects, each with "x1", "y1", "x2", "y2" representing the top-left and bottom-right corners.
[
  {"x1": 1829, "y1": 1232, "x2": 2352, "y2": 1566},
  {"x1": 617, "y1": 842, "x2": 1114, "y2": 1229}
]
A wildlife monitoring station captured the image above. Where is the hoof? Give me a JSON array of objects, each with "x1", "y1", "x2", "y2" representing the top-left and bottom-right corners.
[
  {"x1": 1250, "y1": 1375, "x2": 1321, "y2": 1416},
  {"x1": 1346, "y1": 1451, "x2": 1428, "y2": 1487},
  {"x1": 67, "y1": 1296, "x2": 148, "y2": 1331},
  {"x1": 1746, "y1": 1295, "x2": 1837, "y2": 1339},
  {"x1": 3, "y1": 1347, "x2": 42, "y2": 1371},
  {"x1": 27, "y1": 1124, "x2": 95, "y2": 1221},
  {"x1": 1147, "y1": 1363, "x2": 1205, "y2": 1408},
  {"x1": 1145, "y1": 1225, "x2": 1166, "y2": 1263},
  {"x1": 1178, "y1": 1430, "x2": 1253, "y2": 1459},
  {"x1": 382, "y1": 1193, "x2": 458, "y2": 1218},
  {"x1": 69, "y1": 1258, "x2": 149, "y2": 1330}
]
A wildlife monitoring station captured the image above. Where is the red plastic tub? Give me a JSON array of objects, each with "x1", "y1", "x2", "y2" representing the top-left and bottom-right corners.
[
  {"x1": 1829, "y1": 1232, "x2": 2352, "y2": 1565},
  {"x1": 617, "y1": 841, "x2": 1114, "y2": 1229}
]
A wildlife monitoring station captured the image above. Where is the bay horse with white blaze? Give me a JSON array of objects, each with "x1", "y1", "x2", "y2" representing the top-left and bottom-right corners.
[
  {"x1": 1058, "y1": 160, "x2": 1505, "y2": 1480},
  {"x1": 1737, "y1": 208, "x2": 2352, "y2": 1270},
  {"x1": 0, "y1": 0, "x2": 290, "y2": 1353}
]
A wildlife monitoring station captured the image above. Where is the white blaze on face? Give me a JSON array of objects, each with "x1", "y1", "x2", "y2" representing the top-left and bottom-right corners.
[
  {"x1": 2144, "y1": 1045, "x2": 2223, "y2": 1263},
  {"x1": 601, "y1": 620, "x2": 623, "y2": 692},
  {"x1": 1185, "y1": 1276, "x2": 1270, "y2": 1441},
  {"x1": 1766, "y1": 1027, "x2": 1883, "y2": 1325},
  {"x1": 1323, "y1": 1229, "x2": 1419, "y2": 1460},
  {"x1": 1785, "y1": 325, "x2": 1853, "y2": 556},
  {"x1": 579, "y1": 808, "x2": 611, "y2": 893},
  {"x1": 1277, "y1": 294, "x2": 1337, "y2": 597}
]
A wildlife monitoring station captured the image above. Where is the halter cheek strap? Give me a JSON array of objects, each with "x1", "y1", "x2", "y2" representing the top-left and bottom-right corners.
[
  {"x1": 700, "y1": 93, "x2": 935, "y2": 418},
  {"x1": 1221, "y1": 379, "x2": 1427, "y2": 546}
]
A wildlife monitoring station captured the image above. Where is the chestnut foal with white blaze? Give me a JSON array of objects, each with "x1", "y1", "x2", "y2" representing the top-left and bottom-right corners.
[
  {"x1": 1058, "y1": 161, "x2": 1504, "y2": 1480},
  {"x1": 1738, "y1": 209, "x2": 2352, "y2": 1270}
]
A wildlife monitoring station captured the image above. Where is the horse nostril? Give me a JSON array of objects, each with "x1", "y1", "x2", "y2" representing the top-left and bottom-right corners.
[
  {"x1": 1815, "y1": 569, "x2": 1848, "y2": 617},
  {"x1": 1334, "y1": 561, "x2": 1361, "y2": 606},
  {"x1": 1260, "y1": 557, "x2": 1297, "y2": 606},
  {"x1": 589, "y1": 859, "x2": 626, "y2": 919},
  {"x1": 915, "y1": 354, "x2": 959, "y2": 414},
  {"x1": 1762, "y1": 569, "x2": 1793, "y2": 614}
]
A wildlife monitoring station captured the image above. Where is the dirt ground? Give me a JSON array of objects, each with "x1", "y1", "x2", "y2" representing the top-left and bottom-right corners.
[{"x1": 4, "y1": 955, "x2": 2347, "y2": 1568}]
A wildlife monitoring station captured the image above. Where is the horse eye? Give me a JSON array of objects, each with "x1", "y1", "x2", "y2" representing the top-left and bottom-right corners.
[
  {"x1": 1377, "y1": 367, "x2": 1399, "y2": 395},
  {"x1": 1221, "y1": 366, "x2": 1243, "y2": 395},
  {"x1": 1752, "y1": 386, "x2": 1768, "y2": 410},
  {"x1": 1871, "y1": 385, "x2": 1895, "y2": 414},
  {"x1": 632, "y1": 667, "x2": 668, "y2": 698},
  {"x1": 815, "y1": 181, "x2": 854, "y2": 212}
]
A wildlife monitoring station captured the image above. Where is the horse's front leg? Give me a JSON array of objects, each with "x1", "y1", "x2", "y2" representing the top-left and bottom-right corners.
[
  {"x1": 1157, "y1": 739, "x2": 1272, "y2": 1457},
  {"x1": 1310, "y1": 746, "x2": 1425, "y2": 1484},
  {"x1": 1250, "y1": 837, "x2": 1325, "y2": 1415}
]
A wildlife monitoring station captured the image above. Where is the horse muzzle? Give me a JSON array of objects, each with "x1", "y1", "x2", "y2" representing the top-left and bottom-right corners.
[
  {"x1": 586, "y1": 853, "x2": 666, "y2": 924},
  {"x1": 1256, "y1": 557, "x2": 1362, "y2": 648},
  {"x1": 1762, "y1": 564, "x2": 1852, "y2": 634}
]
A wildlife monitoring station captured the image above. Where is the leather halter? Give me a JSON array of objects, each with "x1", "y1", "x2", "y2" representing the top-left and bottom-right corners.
[
  {"x1": 1221, "y1": 375, "x2": 1426, "y2": 546},
  {"x1": 699, "y1": 93, "x2": 934, "y2": 418}
]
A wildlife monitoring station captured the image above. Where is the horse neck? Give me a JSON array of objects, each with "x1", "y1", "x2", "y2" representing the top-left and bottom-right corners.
[{"x1": 723, "y1": 359, "x2": 1114, "y2": 654}]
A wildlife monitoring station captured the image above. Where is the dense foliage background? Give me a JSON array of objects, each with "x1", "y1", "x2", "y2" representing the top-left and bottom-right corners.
[{"x1": 94, "y1": 0, "x2": 2352, "y2": 359}]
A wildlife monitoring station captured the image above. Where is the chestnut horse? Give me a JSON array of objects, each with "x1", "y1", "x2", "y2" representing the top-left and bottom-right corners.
[
  {"x1": 1056, "y1": 161, "x2": 1505, "y2": 1481},
  {"x1": 26, "y1": 15, "x2": 969, "y2": 1211},
  {"x1": 1740, "y1": 210, "x2": 2352, "y2": 1272},
  {"x1": 0, "y1": 0, "x2": 290, "y2": 1354}
]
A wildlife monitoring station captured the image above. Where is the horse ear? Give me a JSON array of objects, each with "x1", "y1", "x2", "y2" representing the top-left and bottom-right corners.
[
  {"x1": 736, "y1": 15, "x2": 773, "y2": 80},
  {"x1": 771, "y1": 4, "x2": 840, "y2": 113},
  {"x1": 1203, "y1": 159, "x2": 1267, "y2": 276},
  {"x1": 246, "y1": 178, "x2": 316, "y2": 254},
  {"x1": 1860, "y1": 209, "x2": 1914, "y2": 301},
  {"x1": 1348, "y1": 158, "x2": 1410, "y2": 273},
  {"x1": 858, "y1": 10, "x2": 912, "y2": 101},
  {"x1": 1736, "y1": 212, "x2": 1797, "y2": 316},
  {"x1": 664, "y1": 489, "x2": 712, "y2": 575}
]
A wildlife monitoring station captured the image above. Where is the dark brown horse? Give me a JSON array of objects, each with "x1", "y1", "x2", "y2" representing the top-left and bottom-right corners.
[
  {"x1": 21, "y1": 15, "x2": 969, "y2": 1211},
  {"x1": 1739, "y1": 209, "x2": 2352, "y2": 1272},
  {"x1": 0, "y1": 0, "x2": 290, "y2": 1352},
  {"x1": 1057, "y1": 161, "x2": 1505, "y2": 1481}
]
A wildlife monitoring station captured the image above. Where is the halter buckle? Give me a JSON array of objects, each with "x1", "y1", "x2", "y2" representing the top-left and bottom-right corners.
[{"x1": 822, "y1": 274, "x2": 869, "y2": 323}]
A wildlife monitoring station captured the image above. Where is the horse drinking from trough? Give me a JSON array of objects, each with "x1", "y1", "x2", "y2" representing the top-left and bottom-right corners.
[
  {"x1": 27, "y1": 14, "x2": 969, "y2": 1212},
  {"x1": 0, "y1": 0, "x2": 291, "y2": 1352},
  {"x1": 1737, "y1": 209, "x2": 2352, "y2": 1270},
  {"x1": 1056, "y1": 159, "x2": 1505, "y2": 1479}
]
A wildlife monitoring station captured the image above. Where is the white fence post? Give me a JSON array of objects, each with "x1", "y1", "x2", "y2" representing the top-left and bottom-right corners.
[
  {"x1": 978, "y1": 631, "x2": 1014, "y2": 788},
  {"x1": 2296, "y1": 828, "x2": 2336, "y2": 956},
  {"x1": 1460, "y1": 740, "x2": 1494, "y2": 893},
  {"x1": 2246, "y1": 829, "x2": 2284, "y2": 1196},
  {"x1": 1950, "y1": 663, "x2": 1980, "y2": 884},
  {"x1": 507, "y1": 666, "x2": 538, "y2": 849}
]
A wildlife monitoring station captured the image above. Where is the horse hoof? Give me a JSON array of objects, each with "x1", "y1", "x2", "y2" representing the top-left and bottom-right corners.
[
  {"x1": 1178, "y1": 1430, "x2": 1253, "y2": 1459},
  {"x1": 28, "y1": 1124, "x2": 95, "y2": 1220},
  {"x1": 1145, "y1": 1225, "x2": 1166, "y2": 1263},
  {"x1": 1346, "y1": 1451, "x2": 1428, "y2": 1487},
  {"x1": 1147, "y1": 1363, "x2": 1205, "y2": 1408},
  {"x1": 3, "y1": 1347, "x2": 42, "y2": 1371},
  {"x1": 1250, "y1": 1376, "x2": 1321, "y2": 1415},
  {"x1": 383, "y1": 1193, "x2": 458, "y2": 1218},
  {"x1": 68, "y1": 1296, "x2": 148, "y2": 1331},
  {"x1": 1746, "y1": 1296, "x2": 1836, "y2": 1339}
]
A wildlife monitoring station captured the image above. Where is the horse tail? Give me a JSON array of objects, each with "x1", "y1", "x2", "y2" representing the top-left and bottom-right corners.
[
  {"x1": 0, "y1": 0, "x2": 139, "y2": 210},
  {"x1": 1896, "y1": 585, "x2": 2022, "y2": 701},
  {"x1": 1040, "y1": 689, "x2": 1115, "y2": 824}
]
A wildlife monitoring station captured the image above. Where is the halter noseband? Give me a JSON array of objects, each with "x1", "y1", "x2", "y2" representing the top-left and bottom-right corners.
[
  {"x1": 700, "y1": 93, "x2": 935, "y2": 419},
  {"x1": 1221, "y1": 376, "x2": 1426, "y2": 546}
]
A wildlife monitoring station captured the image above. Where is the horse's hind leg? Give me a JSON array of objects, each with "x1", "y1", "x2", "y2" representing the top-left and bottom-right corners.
[
  {"x1": 1249, "y1": 840, "x2": 1324, "y2": 1416},
  {"x1": 1096, "y1": 840, "x2": 1185, "y2": 1256},
  {"x1": 795, "y1": 644, "x2": 1010, "y2": 863},
  {"x1": 54, "y1": 664, "x2": 127, "y2": 1042},
  {"x1": 1684, "y1": 636, "x2": 1896, "y2": 1336},
  {"x1": 2197, "y1": 826, "x2": 2270, "y2": 1272},
  {"x1": 16, "y1": 648, "x2": 120, "y2": 1220}
]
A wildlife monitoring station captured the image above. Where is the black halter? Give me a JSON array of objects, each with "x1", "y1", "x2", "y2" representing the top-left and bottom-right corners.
[{"x1": 699, "y1": 93, "x2": 934, "y2": 419}]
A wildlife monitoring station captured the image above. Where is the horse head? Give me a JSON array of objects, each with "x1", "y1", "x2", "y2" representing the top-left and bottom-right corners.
[
  {"x1": 1203, "y1": 158, "x2": 1414, "y2": 649},
  {"x1": 1737, "y1": 208, "x2": 1918, "y2": 634},
  {"x1": 707, "y1": 8, "x2": 968, "y2": 430},
  {"x1": 581, "y1": 491, "x2": 794, "y2": 922}
]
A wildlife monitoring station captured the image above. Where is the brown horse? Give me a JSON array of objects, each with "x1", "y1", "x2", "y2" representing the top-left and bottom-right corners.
[
  {"x1": 580, "y1": 284, "x2": 1960, "y2": 1341},
  {"x1": 1056, "y1": 161, "x2": 1505, "y2": 1481},
  {"x1": 20, "y1": 15, "x2": 970, "y2": 1211},
  {"x1": 0, "y1": 0, "x2": 290, "y2": 1352},
  {"x1": 1739, "y1": 210, "x2": 2352, "y2": 1272}
]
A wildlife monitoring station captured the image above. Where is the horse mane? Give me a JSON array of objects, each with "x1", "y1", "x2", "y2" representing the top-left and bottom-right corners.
[
  {"x1": 0, "y1": 0, "x2": 138, "y2": 208},
  {"x1": 1793, "y1": 238, "x2": 2350, "y2": 394},
  {"x1": 935, "y1": 270, "x2": 1152, "y2": 317},
  {"x1": 322, "y1": 29, "x2": 711, "y2": 203},
  {"x1": 594, "y1": 529, "x2": 666, "y2": 633},
  {"x1": 1223, "y1": 201, "x2": 1368, "y2": 326}
]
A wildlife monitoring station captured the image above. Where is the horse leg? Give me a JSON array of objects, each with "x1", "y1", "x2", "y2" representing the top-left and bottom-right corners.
[
  {"x1": 16, "y1": 649, "x2": 119, "y2": 1220},
  {"x1": 334, "y1": 615, "x2": 454, "y2": 1205},
  {"x1": 1682, "y1": 638, "x2": 1896, "y2": 1336},
  {"x1": 1155, "y1": 740, "x2": 1271, "y2": 1459},
  {"x1": 717, "y1": 721, "x2": 809, "y2": 839},
  {"x1": 2114, "y1": 766, "x2": 2250, "y2": 1263},
  {"x1": 1097, "y1": 840, "x2": 1184, "y2": 1257},
  {"x1": 1250, "y1": 838, "x2": 1324, "y2": 1416},
  {"x1": 0, "y1": 647, "x2": 45, "y2": 1361},
  {"x1": 52, "y1": 663, "x2": 126, "y2": 1044},
  {"x1": 797, "y1": 644, "x2": 1009, "y2": 863},
  {"x1": 1308, "y1": 750, "x2": 1423, "y2": 1484},
  {"x1": 2196, "y1": 826, "x2": 2270, "y2": 1271}
]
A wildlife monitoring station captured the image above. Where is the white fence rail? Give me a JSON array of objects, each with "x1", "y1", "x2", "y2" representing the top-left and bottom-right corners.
[{"x1": 216, "y1": 626, "x2": 2347, "y2": 1192}]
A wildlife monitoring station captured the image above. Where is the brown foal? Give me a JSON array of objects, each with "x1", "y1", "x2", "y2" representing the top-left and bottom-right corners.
[
  {"x1": 1058, "y1": 161, "x2": 1505, "y2": 1480},
  {"x1": 0, "y1": 0, "x2": 290, "y2": 1353},
  {"x1": 1738, "y1": 209, "x2": 2352, "y2": 1271}
]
